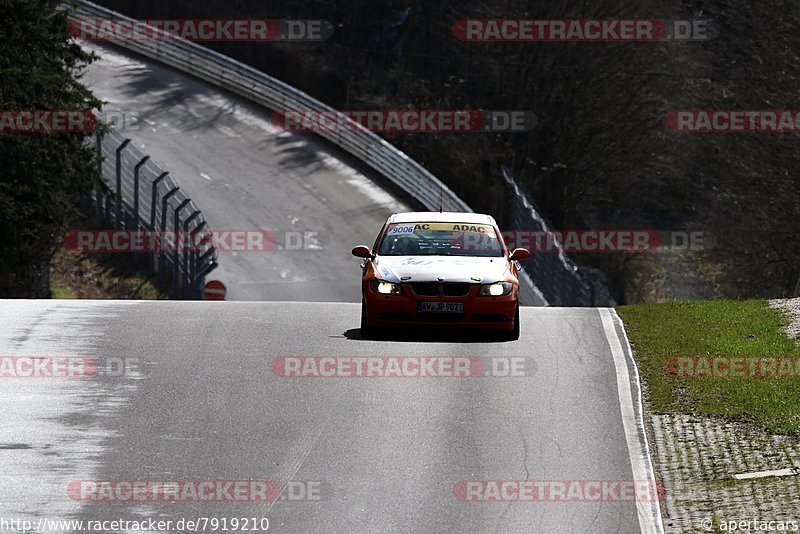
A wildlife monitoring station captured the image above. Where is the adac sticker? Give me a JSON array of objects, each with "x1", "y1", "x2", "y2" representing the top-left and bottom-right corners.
[{"x1": 448, "y1": 223, "x2": 495, "y2": 235}]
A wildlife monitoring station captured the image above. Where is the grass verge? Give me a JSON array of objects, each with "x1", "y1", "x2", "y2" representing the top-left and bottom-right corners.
[
  {"x1": 618, "y1": 300, "x2": 800, "y2": 434},
  {"x1": 49, "y1": 214, "x2": 166, "y2": 300},
  {"x1": 50, "y1": 245, "x2": 165, "y2": 300}
]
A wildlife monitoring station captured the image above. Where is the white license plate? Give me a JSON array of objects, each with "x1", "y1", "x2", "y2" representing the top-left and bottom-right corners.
[{"x1": 417, "y1": 302, "x2": 464, "y2": 313}]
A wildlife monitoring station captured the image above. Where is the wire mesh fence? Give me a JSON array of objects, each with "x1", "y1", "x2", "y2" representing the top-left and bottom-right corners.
[{"x1": 91, "y1": 131, "x2": 218, "y2": 298}]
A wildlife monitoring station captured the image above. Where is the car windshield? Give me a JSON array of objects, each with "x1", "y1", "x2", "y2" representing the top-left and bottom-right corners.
[{"x1": 378, "y1": 222, "x2": 504, "y2": 257}]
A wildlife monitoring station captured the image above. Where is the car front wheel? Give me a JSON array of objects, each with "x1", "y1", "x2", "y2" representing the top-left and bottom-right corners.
[
  {"x1": 361, "y1": 299, "x2": 374, "y2": 339},
  {"x1": 502, "y1": 304, "x2": 520, "y2": 341}
]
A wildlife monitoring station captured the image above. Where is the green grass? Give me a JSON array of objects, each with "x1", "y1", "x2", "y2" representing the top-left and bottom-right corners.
[
  {"x1": 618, "y1": 300, "x2": 800, "y2": 435},
  {"x1": 127, "y1": 279, "x2": 163, "y2": 300},
  {"x1": 50, "y1": 282, "x2": 76, "y2": 299}
]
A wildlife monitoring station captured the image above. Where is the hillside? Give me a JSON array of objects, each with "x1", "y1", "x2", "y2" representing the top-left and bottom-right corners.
[{"x1": 93, "y1": 0, "x2": 800, "y2": 303}]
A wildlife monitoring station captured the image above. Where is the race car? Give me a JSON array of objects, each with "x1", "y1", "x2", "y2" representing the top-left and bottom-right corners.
[{"x1": 352, "y1": 212, "x2": 531, "y2": 340}]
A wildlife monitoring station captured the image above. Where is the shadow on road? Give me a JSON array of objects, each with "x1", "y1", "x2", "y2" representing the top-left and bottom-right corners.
[{"x1": 342, "y1": 327, "x2": 514, "y2": 343}]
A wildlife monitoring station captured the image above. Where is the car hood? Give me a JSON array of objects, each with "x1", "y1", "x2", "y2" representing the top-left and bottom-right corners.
[{"x1": 373, "y1": 255, "x2": 511, "y2": 284}]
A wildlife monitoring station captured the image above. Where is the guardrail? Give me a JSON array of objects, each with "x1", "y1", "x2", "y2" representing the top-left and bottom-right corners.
[
  {"x1": 69, "y1": 1, "x2": 468, "y2": 213},
  {"x1": 92, "y1": 131, "x2": 218, "y2": 298},
  {"x1": 502, "y1": 167, "x2": 612, "y2": 306},
  {"x1": 69, "y1": 0, "x2": 551, "y2": 305}
]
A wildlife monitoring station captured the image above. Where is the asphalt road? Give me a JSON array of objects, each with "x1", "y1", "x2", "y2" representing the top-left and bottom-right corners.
[
  {"x1": 80, "y1": 42, "x2": 409, "y2": 302},
  {"x1": 0, "y1": 301, "x2": 661, "y2": 533}
]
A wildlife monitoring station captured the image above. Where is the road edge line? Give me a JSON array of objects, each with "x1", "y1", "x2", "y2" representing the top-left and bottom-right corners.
[{"x1": 599, "y1": 307, "x2": 665, "y2": 534}]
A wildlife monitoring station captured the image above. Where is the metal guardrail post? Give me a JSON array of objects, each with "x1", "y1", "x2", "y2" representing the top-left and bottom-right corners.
[
  {"x1": 94, "y1": 190, "x2": 102, "y2": 222},
  {"x1": 172, "y1": 199, "x2": 192, "y2": 298},
  {"x1": 95, "y1": 134, "x2": 104, "y2": 221},
  {"x1": 114, "y1": 138, "x2": 132, "y2": 229},
  {"x1": 194, "y1": 249, "x2": 218, "y2": 298},
  {"x1": 96, "y1": 133, "x2": 103, "y2": 175},
  {"x1": 192, "y1": 222, "x2": 211, "y2": 299},
  {"x1": 193, "y1": 222, "x2": 209, "y2": 242},
  {"x1": 196, "y1": 257, "x2": 218, "y2": 278},
  {"x1": 149, "y1": 172, "x2": 169, "y2": 231},
  {"x1": 182, "y1": 211, "x2": 202, "y2": 298},
  {"x1": 104, "y1": 192, "x2": 112, "y2": 224},
  {"x1": 132, "y1": 155, "x2": 150, "y2": 230},
  {"x1": 158, "y1": 187, "x2": 180, "y2": 291},
  {"x1": 148, "y1": 172, "x2": 170, "y2": 273},
  {"x1": 195, "y1": 260, "x2": 218, "y2": 299},
  {"x1": 195, "y1": 247, "x2": 216, "y2": 276}
]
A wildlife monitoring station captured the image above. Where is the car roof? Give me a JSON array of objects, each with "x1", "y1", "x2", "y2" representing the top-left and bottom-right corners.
[{"x1": 387, "y1": 211, "x2": 497, "y2": 225}]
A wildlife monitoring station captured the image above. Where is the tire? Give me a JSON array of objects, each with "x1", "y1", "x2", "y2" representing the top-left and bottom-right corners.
[
  {"x1": 502, "y1": 304, "x2": 520, "y2": 341},
  {"x1": 361, "y1": 299, "x2": 374, "y2": 339}
]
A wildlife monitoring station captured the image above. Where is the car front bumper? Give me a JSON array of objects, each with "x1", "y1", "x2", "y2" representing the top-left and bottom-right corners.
[{"x1": 363, "y1": 283, "x2": 517, "y2": 331}]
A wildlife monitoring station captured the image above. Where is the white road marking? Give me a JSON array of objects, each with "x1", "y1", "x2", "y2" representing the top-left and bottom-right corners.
[
  {"x1": 733, "y1": 465, "x2": 800, "y2": 480},
  {"x1": 266, "y1": 417, "x2": 330, "y2": 514},
  {"x1": 599, "y1": 308, "x2": 665, "y2": 534}
]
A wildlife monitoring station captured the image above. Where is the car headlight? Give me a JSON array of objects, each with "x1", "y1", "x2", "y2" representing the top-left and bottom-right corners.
[
  {"x1": 478, "y1": 282, "x2": 513, "y2": 296},
  {"x1": 370, "y1": 280, "x2": 402, "y2": 295}
]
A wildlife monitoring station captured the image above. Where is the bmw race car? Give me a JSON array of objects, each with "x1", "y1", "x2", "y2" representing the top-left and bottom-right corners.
[{"x1": 352, "y1": 212, "x2": 531, "y2": 340}]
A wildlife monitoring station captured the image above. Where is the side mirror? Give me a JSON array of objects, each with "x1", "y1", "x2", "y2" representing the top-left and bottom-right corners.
[
  {"x1": 352, "y1": 245, "x2": 373, "y2": 259},
  {"x1": 509, "y1": 248, "x2": 531, "y2": 262}
]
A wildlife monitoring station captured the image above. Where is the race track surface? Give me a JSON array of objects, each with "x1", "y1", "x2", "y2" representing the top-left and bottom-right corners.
[{"x1": 0, "y1": 301, "x2": 660, "y2": 533}]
